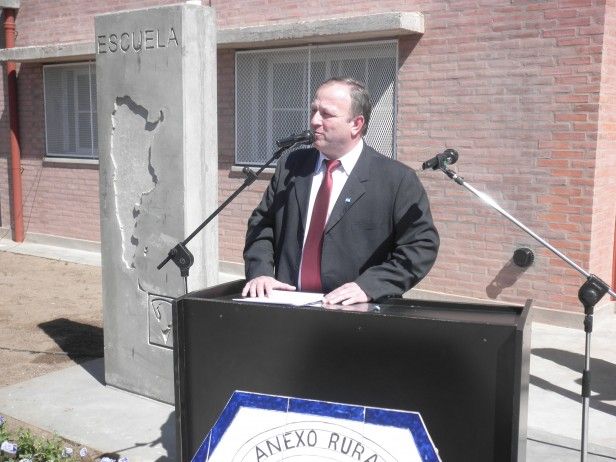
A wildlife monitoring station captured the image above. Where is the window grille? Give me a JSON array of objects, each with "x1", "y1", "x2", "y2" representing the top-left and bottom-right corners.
[
  {"x1": 43, "y1": 62, "x2": 98, "y2": 159},
  {"x1": 235, "y1": 40, "x2": 398, "y2": 165}
]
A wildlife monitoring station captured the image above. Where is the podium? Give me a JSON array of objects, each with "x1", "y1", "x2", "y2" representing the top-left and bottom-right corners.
[{"x1": 173, "y1": 280, "x2": 531, "y2": 462}]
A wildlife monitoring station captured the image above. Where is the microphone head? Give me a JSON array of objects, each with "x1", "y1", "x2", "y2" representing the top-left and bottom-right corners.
[
  {"x1": 443, "y1": 148, "x2": 459, "y2": 165},
  {"x1": 275, "y1": 129, "x2": 314, "y2": 148},
  {"x1": 421, "y1": 148, "x2": 459, "y2": 171}
]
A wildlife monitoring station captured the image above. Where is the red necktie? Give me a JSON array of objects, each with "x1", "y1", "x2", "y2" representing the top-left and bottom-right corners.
[{"x1": 300, "y1": 159, "x2": 341, "y2": 292}]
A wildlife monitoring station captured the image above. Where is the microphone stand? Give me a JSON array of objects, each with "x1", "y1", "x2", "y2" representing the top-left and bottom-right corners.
[
  {"x1": 432, "y1": 156, "x2": 615, "y2": 462},
  {"x1": 157, "y1": 143, "x2": 298, "y2": 294}
]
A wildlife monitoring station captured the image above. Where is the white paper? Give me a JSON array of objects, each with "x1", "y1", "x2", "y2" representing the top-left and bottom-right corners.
[{"x1": 234, "y1": 289, "x2": 323, "y2": 306}]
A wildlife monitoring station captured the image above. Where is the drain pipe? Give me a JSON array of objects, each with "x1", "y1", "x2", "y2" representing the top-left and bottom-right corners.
[{"x1": 3, "y1": 8, "x2": 24, "y2": 242}]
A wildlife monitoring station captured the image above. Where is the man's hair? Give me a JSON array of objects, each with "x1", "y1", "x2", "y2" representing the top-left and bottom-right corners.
[{"x1": 321, "y1": 77, "x2": 372, "y2": 136}]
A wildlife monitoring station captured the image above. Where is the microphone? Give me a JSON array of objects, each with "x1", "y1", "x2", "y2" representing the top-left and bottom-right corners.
[
  {"x1": 422, "y1": 148, "x2": 459, "y2": 170},
  {"x1": 276, "y1": 130, "x2": 315, "y2": 148}
]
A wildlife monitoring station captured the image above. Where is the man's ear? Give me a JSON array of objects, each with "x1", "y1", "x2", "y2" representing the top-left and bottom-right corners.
[{"x1": 350, "y1": 115, "x2": 365, "y2": 137}]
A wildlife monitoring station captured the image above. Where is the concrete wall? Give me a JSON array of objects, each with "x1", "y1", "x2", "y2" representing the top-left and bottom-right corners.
[
  {"x1": 0, "y1": 0, "x2": 614, "y2": 314},
  {"x1": 0, "y1": 1, "x2": 20, "y2": 8},
  {"x1": 95, "y1": 3, "x2": 218, "y2": 403}
]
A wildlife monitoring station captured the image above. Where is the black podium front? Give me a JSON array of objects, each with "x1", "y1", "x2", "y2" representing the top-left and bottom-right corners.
[{"x1": 173, "y1": 280, "x2": 531, "y2": 462}]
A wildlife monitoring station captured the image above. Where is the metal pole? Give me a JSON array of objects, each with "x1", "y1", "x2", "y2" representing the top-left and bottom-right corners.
[
  {"x1": 581, "y1": 328, "x2": 591, "y2": 461},
  {"x1": 437, "y1": 164, "x2": 615, "y2": 461},
  {"x1": 3, "y1": 8, "x2": 25, "y2": 242}
]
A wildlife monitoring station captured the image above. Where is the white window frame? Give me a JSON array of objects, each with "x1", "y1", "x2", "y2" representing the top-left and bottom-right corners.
[{"x1": 43, "y1": 61, "x2": 98, "y2": 159}]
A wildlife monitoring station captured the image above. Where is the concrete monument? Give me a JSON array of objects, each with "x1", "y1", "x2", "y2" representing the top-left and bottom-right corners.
[{"x1": 95, "y1": 3, "x2": 217, "y2": 404}]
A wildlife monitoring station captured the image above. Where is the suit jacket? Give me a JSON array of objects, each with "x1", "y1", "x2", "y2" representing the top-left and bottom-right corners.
[{"x1": 243, "y1": 144, "x2": 439, "y2": 301}]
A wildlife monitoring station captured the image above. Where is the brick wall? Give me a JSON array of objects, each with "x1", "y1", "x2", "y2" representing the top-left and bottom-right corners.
[
  {"x1": 11, "y1": 0, "x2": 178, "y2": 47},
  {"x1": 393, "y1": 0, "x2": 606, "y2": 311},
  {"x1": 213, "y1": 0, "x2": 613, "y2": 312},
  {"x1": 13, "y1": 157, "x2": 101, "y2": 241},
  {"x1": 0, "y1": 63, "x2": 101, "y2": 241},
  {"x1": 592, "y1": 0, "x2": 616, "y2": 286},
  {"x1": 217, "y1": 48, "x2": 260, "y2": 261},
  {"x1": 0, "y1": 68, "x2": 9, "y2": 232},
  {"x1": 17, "y1": 64, "x2": 45, "y2": 161},
  {"x1": 3, "y1": 0, "x2": 614, "y2": 312}
]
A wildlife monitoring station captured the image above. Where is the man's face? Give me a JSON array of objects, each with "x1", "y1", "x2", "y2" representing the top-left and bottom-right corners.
[{"x1": 310, "y1": 82, "x2": 364, "y2": 159}]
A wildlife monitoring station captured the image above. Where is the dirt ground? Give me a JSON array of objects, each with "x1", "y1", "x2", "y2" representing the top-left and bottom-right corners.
[{"x1": 0, "y1": 251, "x2": 103, "y2": 388}]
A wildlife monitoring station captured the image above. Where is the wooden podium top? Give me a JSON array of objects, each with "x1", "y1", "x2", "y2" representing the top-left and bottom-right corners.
[{"x1": 185, "y1": 278, "x2": 531, "y2": 329}]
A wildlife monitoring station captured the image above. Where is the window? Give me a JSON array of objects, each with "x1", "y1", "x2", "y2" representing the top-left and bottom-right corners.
[
  {"x1": 235, "y1": 40, "x2": 398, "y2": 165},
  {"x1": 43, "y1": 62, "x2": 98, "y2": 159}
]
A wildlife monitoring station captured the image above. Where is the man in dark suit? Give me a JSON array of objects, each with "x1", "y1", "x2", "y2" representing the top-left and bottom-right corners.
[{"x1": 242, "y1": 78, "x2": 439, "y2": 305}]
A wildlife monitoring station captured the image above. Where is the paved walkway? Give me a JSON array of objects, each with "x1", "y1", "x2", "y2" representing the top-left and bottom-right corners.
[{"x1": 1, "y1": 237, "x2": 615, "y2": 461}]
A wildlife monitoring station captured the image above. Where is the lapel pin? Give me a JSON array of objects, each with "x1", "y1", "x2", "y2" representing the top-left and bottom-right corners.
[{"x1": 345, "y1": 197, "x2": 351, "y2": 203}]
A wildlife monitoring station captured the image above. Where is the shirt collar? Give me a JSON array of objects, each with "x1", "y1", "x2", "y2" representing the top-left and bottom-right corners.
[{"x1": 315, "y1": 139, "x2": 364, "y2": 175}]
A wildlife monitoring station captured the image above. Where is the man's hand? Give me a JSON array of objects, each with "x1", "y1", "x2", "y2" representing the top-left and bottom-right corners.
[
  {"x1": 323, "y1": 282, "x2": 371, "y2": 306},
  {"x1": 242, "y1": 276, "x2": 296, "y2": 298}
]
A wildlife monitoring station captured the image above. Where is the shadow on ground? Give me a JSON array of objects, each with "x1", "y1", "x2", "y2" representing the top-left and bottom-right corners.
[
  {"x1": 531, "y1": 348, "x2": 616, "y2": 417},
  {"x1": 108, "y1": 410, "x2": 176, "y2": 461},
  {"x1": 38, "y1": 318, "x2": 104, "y2": 383},
  {"x1": 38, "y1": 318, "x2": 103, "y2": 359}
]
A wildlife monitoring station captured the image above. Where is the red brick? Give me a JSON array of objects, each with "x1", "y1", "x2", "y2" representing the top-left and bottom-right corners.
[
  {"x1": 544, "y1": 9, "x2": 579, "y2": 20},
  {"x1": 543, "y1": 28, "x2": 576, "y2": 38}
]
